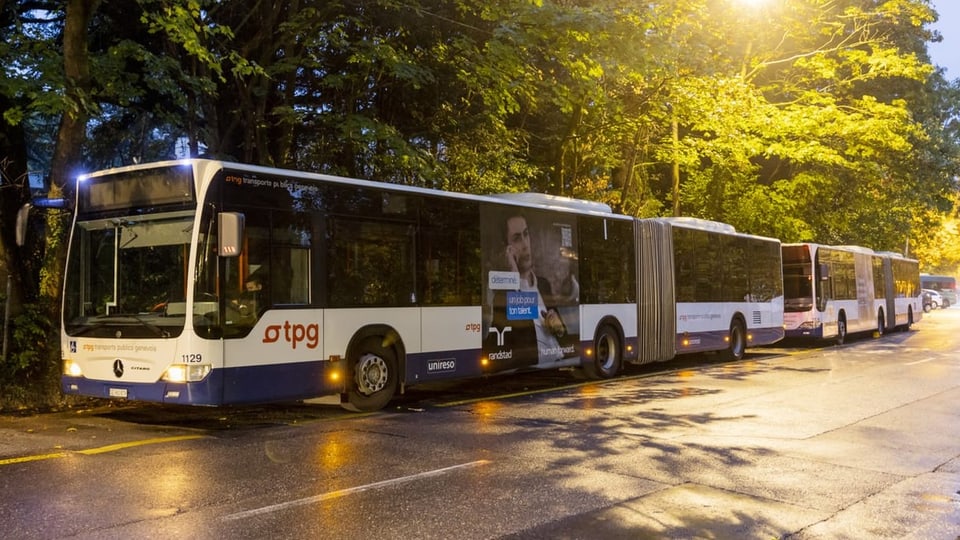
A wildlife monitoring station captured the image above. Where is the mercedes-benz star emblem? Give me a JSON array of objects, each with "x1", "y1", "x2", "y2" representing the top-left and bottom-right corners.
[{"x1": 113, "y1": 359, "x2": 124, "y2": 378}]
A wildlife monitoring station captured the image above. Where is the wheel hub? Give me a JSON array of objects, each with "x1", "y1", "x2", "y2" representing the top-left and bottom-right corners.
[
  {"x1": 355, "y1": 353, "x2": 388, "y2": 395},
  {"x1": 597, "y1": 334, "x2": 617, "y2": 370}
]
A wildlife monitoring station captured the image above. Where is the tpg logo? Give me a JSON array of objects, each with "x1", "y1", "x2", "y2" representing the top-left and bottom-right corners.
[{"x1": 263, "y1": 321, "x2": 320, "y2": 349}]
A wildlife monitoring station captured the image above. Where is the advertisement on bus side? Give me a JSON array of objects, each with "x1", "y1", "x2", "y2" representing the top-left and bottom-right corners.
[{"x1": 481, "y1": 205, "x2": 580, "y2": 372}]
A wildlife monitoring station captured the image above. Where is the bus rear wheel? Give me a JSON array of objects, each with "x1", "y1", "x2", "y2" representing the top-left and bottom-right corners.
[
  {"x1": 583, "y1": 325, "x2": 622, "y2": 379},
  {"x1": 342, "y1": 336, "x2": 398, "y2": 412},
  {"x1": 722, "y1": 319, "x2": 746, "y2": 361}
]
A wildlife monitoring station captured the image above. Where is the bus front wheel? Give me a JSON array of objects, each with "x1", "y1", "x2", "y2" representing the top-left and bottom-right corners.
[
  {"x1": 583, "y1": 325, "x2": 622, "y2": 379},
  {"x1": 342, "y1": 336, "x2": 398, "y2": 412}
]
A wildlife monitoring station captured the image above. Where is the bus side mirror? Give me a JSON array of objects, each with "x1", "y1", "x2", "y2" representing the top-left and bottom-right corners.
[
  {"x1": 15, "y1": 203, "x2": 32, "y2": 247},
  {"x1": 218, "y1": 212, "x2": 244, "y2": 257},
  {"x1": 16, "y1": 198, "x2": 71, "y2": 246},
  {"x1": 818, "y1": 263, "x2": 830, "y2": 280}
]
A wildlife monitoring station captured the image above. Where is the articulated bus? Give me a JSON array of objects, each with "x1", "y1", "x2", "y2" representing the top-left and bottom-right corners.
[
  {"x1": 781, "y1": 243, "x2": 921, "y2": 344},
  {"x1": 920, "y1": 274, "x2": 956, "y2": 308},
  {"x1": 56, "y1": 159, "x2": 784, "y2": 410}
]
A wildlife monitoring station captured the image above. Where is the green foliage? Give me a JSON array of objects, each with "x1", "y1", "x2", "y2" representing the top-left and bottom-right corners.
[
  {"x1": 2, "y1": 303, "x2": 53, "y2": 376},
  {"x1": 1, "y1": 0, "x2": 956, "y2": 240}
]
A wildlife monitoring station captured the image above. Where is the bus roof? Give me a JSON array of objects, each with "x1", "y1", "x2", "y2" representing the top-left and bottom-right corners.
[
  {"x1": 784, "y1": 242, "x2": 874, "y2": 254},
  {"x1": 80, "y1": 158, "x2": 629, "y2": 219},
  {"x1": 658, "y1": 217, "x2": 736, "y2": 234},
  {"x1": 487, "y1": 192, "x2": 613, "y2": 214}
]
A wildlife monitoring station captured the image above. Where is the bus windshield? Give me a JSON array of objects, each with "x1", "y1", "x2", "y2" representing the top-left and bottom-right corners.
[
  {"x1": 63, "y1": 211, "x2": 194, "y2": 338},
  {"x1": 782, "y1": 263, "x2": 814, "y2": 312},
  {"x1": 781, "y1": 245, "x2": 815, "y2": 312}
]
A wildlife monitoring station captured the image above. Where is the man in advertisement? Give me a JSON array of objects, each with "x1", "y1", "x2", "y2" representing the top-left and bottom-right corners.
[{"x1": 482, "y1": 207, "x2": 579, "y2": 372}]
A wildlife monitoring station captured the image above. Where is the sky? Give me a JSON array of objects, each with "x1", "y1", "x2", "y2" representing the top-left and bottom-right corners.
[{"x1": 929, "y1": 2, "x2": 960, "y2": 80}]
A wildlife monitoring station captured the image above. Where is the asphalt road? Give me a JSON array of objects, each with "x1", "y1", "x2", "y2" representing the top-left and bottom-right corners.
[{"x1": 1, "y1": 309, "x2": 958, "y2": 539}]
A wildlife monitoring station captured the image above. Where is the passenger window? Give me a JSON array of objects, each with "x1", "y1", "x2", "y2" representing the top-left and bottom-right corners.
[
  {"x1": 271, "y1": 212, "x2": 312, "y2": 305},
  {"x1": 328, "y1": 217, "x2": 416, "y2": 307}
]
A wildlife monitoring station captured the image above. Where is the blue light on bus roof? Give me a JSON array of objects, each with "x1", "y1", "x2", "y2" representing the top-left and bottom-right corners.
[{"x1": 31, "y1": 198, "x2": 69, "y2": 209}]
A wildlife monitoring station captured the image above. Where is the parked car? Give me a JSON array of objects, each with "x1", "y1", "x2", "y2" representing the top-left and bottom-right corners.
[{"x1": 922, "y1": 288, "x2": 943, "y2": 311}]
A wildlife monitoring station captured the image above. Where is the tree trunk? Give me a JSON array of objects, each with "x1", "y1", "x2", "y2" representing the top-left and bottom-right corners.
[{"x1": 39, "y1": 0, "x2": 99, "y2": 375}]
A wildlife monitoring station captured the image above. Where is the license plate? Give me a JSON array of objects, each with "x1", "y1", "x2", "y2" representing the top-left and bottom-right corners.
[{"x1": 109, "y1": 388, "x2": 128, "y2": 398}]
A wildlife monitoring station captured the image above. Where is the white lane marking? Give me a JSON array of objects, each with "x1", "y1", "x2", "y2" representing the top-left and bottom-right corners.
[
  {"x1": 223, "y1": 459, "x2": 492, "y2": 521},
  {"x1": 904, "y1": 357, "x2": 936, "y2": 366}
]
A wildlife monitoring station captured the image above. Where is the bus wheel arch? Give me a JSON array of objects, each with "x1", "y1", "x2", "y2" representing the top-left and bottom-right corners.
[
  {"x1": 583, "y1": 319, "x2": 623, "y2": 379},
  {"x1": 723, "y1": 315, "x2": 747, "y2": 361},
  {"x1": 341, "y1": 326, "x2": 404, "y2": 412}
]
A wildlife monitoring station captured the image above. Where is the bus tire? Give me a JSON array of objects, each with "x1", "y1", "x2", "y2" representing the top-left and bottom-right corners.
[
  {"x1": 876, "y1": 311, "x2": 885, "y2": 337},
  {"x1": 723, "y1": 318, "x2": 746, "y2": 361},
  {"x1": 342, "y1": 336, "x2": 398, "y2": 412},
  {"x1": 836, "y1": 314, "x2": 847, "y2": 345},
  {"x1": 583, "y1": 325, "x2": 622, "y2": 379}
]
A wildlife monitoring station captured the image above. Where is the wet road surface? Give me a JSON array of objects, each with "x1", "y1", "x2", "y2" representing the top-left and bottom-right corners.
[{"x1": 1, "y1": 309, "x2": 958, "y2": 538}]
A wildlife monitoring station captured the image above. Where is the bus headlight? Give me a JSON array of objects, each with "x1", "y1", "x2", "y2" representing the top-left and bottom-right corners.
[
  {"x1": 162, "y1": 364, "x2": 212, "y2": 383},
  {"x1": 63, "y1": 360, "x2": 83, "y2": 377}
]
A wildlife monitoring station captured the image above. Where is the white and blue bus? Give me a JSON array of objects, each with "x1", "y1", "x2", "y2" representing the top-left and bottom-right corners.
[
  {"x1": 55, "y1": 159, "x2": 784, "y2": 410},
  {"x1": 781, "y1": 243, "x2": 921, "y2": 344}
]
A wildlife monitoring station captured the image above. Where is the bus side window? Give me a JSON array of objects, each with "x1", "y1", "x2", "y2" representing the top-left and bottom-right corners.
[
  {"x1": 328, "y1": 217, "x2": 416, "y2": 307},
  {"x1": 579, "y1": 217, "x2": 636, "y2": 304},
  {"x1": 224, "y1": 212, "x2": 271, "y2": 332},
  {"x1": 271, "y1": 211, "x2": 312, "y2": 305},
  {"x1": 420, "y1": 197, "x2": 481, "y2": 306},
  {"x1": 272, "y1": 246, "x2": 310, "y2": 304}
]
